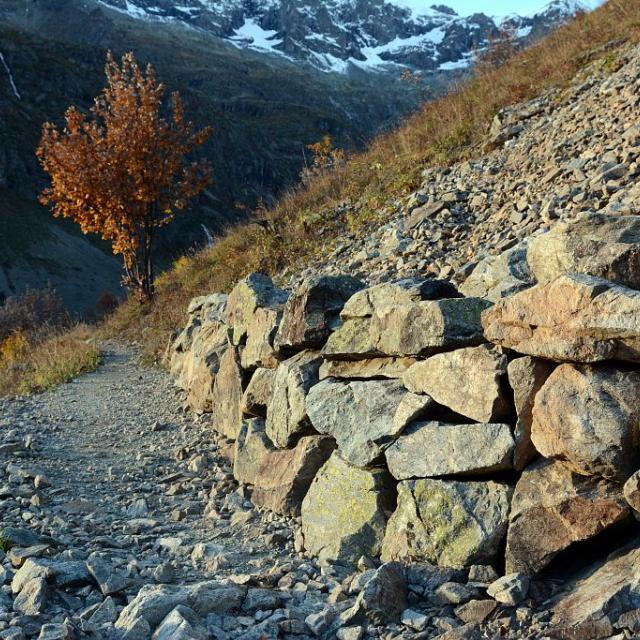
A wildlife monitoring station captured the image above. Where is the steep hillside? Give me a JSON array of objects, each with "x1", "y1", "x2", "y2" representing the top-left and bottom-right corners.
[
  {"x1": 105, "y1": 0, "x2": 640, "y2": 361},
  {"x1": 0, "y1": 0, "x2": 420, "y2": 312}
]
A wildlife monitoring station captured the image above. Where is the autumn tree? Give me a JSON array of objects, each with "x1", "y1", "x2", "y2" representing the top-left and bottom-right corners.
[{"x1": 37, "y1": 51, "x2": 212, "y2": 302}]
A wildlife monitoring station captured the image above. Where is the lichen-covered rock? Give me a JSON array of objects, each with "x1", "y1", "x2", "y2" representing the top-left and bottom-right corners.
[
  {"x1": 241, "y1": 368, "x2": 275, "y2": 418},
  {"x1": 319, "y1": 357, "x2": 417, "y2": 380},
  {"x1": 505, "y1": 459, "x2": 630, "y2": 575},
  {"x1": 460, "y1": 240, "x2": 534, "y2": 302},
  {"x1": 274, "y1": 275, "x2": 364, "y2": 352},
  {"x1": 528, "y1": 213, "x2": 640, "y2": 289},
  {"x1": 531, "y1": 364, "x2": 640, "y2": 481},
  {"x1": 402, "y1": 344, "x2": 510, "y2": 422},
  {"x1": 301, "y1": 453, "x2": 395, "y2": 563},
  {"x1": 385, "y1": 421, "x2": 514, "y2": 480},
  {"x1": 210, "y1": 347, "x2": 244, "y2": 440},
  {"x1": 482, "y1": 273, "x2": 640, "y2": 363},
  {"x1": 371, "y1": 297, "x2": 491, "y2": 357},
  {"x1": 265, "y1": 351, "x2": 323, "y2": 448},
  {"x1": 323, "y1": 278, "x2": 460, "y2": 360},
  {"x1": 381, "y1": 478, "x2": 512, "y2": 567},
  {"x1": 507, "y1": 356, "x2": 554, "y2": 470},
  {"x1": 226, "y1": 273, "x2": 288, "y2": 346},
  {"x1": 306, "y1": 379, "x2": 430, "y2": 467}
]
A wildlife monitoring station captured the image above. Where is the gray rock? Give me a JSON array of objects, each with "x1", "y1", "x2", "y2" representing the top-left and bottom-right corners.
[
  {"x1": 319, "y1": 357, "x2": 417, "y2": 380},
  {"x1": 623, "y1": 470, "x2": 640, "y2": 513},
  {"x1": 187, "y1": 582, "x2": 246, "y2": 616},
  {"x1": 301, "y1": 453, "x2": 395, "y2": 563},
  {"x1": 226, "y1": 273, "x2": 288, "y2": 345},
  {"x1": 116, "y1": 584, "x2": 190, "y2": 631},
  {"x1": 357, "y1": 561, "x2": 407, "y2": 624},
  {"x1": 87, "y1": 553, "x2": 132, "y2": 595},
  {"x1": 306, "y1": 378, "x2": 426, "y2": 467},
  {"x1": 487, "y1": 573, "x2": 530, "y2": 606},
  {"x1": 531, "y1": 364, "x2": 640, "y2": 481},
  {"x1": 402, "y1": 344, "x2": 511, "y2": 423},
  {"x1": 11, "y1": 559, "x2": 52, "y2": 594},
  {"x1": 382, "y1": 478, "x2": 512, "y2": 567},
  {"x1": 528, "y1": 213, "x2": 640, "y2": 289},
  {"x1": 241, "y1": 368, "x2": 275, "y2": 418},
  {"x1": 275, "y1": 275, "x2": 364, "y2": 352},
  {"x1": 371, "y1": 297, "x2": 491, "y2": 357},
  {"x1": 152, "y1": 605, "x2": 209, "y2": 640},
  {"x1": 265, "y1": 350, "x2": 323, "y2": 449},
  {"x1": 385, "y1": 421, "x2": 514, "y2": 480},
  {"x1": 13, "y1": 577, "x2": 49, "y2": 615}
]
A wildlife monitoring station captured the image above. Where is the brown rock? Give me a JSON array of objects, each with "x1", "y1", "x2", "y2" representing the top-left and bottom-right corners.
[
  {"x1": 531, "y1": 364, "x2": 640, "y2": 481},
  {"x1": 241, "y1": 368, "x2": 275, "y2": 418},
  {"x1": 482, "y1": 274, "x2": 640, "y2": 363},
  {"x1": 505, "y1": 459, "x2": 630, "y2": 575},
  {"x1": 210, "y1": 347, "x2": 244, "y2": 440},
  {"x1": 319, "y1": 357, "x2": 417, "y2": 380}
]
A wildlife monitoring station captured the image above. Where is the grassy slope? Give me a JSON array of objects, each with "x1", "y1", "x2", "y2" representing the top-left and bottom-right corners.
[{"x1": 104, "y1": 0, "x2": 640, "y2": 364}]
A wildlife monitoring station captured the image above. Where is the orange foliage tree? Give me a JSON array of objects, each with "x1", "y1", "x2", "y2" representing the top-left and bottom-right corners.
[{"x1": 37, "y1": 51, "x2": 212, "y2": 302}]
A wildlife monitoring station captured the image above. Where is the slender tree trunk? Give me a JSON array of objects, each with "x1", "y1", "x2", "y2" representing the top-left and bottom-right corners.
[{"x1": 137, "y1": 205, "x2": 156, "y2": 303}]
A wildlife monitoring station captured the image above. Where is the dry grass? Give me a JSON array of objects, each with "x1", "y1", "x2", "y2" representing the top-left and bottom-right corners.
[
  {"x1": 105, "y1": 0, "x2": 640, "y2": 363},
  {"x1": 0, "y1": 324, "x2": 100, "y2": 397}
]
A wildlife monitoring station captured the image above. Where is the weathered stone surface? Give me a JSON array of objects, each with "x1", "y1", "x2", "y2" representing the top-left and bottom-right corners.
[
  {"x1": 152, "y1": 605, "x2": 209, "y2": 640},
  {"x1": 623, "y1": 470, "x2": 640, "y2": 513},
  {"x1": 486, "y1": 573, "x2": 530, "y2": 606},
  {"x1": 233, "y1": 419, "x2": 271, "y2": 486},
  {"x1": 11, "y1": 558, "x2": 52, "y2": 594},
  {"x1": 402, "y1": 344, "x2": 510, "y2": 422},
  {"x1": 507, "y1": 356, "x2": 554, "y2": 470},
  {"x1": 319, "y1": 357, "x2": 417, "y2": 380},
  {"x1": 306, "y1": 379, "x2": 428, "y2": 467},
  {"x1": 210, "y1": 347, "x2": 244, "y2": 441},
  {"x1": 186, "y1": 582, "x2": 246, "y2": 616},
  {"x1": 381, "y1": 479, "x2": 512, "y2": 567},
  {"x1": 116, "y1": 584, "x2": 189, "y2": 631},
  {"x1": 531, "y1": 364, "x2": 640, "y2": 481},
  {"x1": 323, "y1": 279, "x2": 461, "y2": 360},
  {"x1": 13, "y1": 577, "x2": 49, "y2": 615},
  {"x1": 357, "y1": 562, "x2": 408, "y2": 624},
  {"x1": 551, "y1": 543, "x2": 640, "y2": 635},
  {"x1": 505, "y1": 459, "x2": 630, "y2": 575},
  {"x1": 528, "y1": 213, "x2": 640, "y2": 289},
  {"x1": 252, "y1": 436, "x2": 336, "y2": 516},
  {"x1": 241, "y1": 368, "x2": 274, "y2": 418},
  {"x1": 226, "y1": 273, "x2": 288, "y2": 346},
  {"x1": 482, "y1": 273, "x2": 640, "y2": 363},
  {"x1": 187, "y1": 293, "x2": 228, "y2": 323},
  {"x1": 385, "y1": 421, "x2": 514, "y2": 480},
  {"x1": 265, "y1": 351, "x2": 323, "y2": 449},
  {"x1": 274, "y1": 275, "x2": 364, "y2": 352},
  {"x1": 460, "y1": 240, "x2": 534, "y2": 302},
  {"x1": 301, "y1": 453, "x2": 395, "y2": 563},
  {"x1": 241, "y1": 306, "x2": 282, "y2": 370},
  {"x1": 371, "y1": 297, "x2": 491, "y2": 357},
  {"x1": 176, "y1": 322, "x2": 229, "y2": 413}
]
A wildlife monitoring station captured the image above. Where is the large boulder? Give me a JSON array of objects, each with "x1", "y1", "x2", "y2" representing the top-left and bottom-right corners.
[
  {"x1": 482, "y1": 273, "x2": 640, "y2": 363},
  {"x1": 460, "y1": 240, "x2": 534, "y2": 302},
  {"x1": 265, "y1": 351, "x2": 323, "y2": 449},
  {"x1": 274, "y1": 275, "x2": 364, "y2": 352},
  {"x1": 381, "y1": 479, "x2": 512, "y2": 567},
  {"x1": 505, "y1": 459, "x2": 630, "y2": 575},
  {"x1": 210, "y1": 346, "x2": 244, "y2": 440},
  {"x1": 301, "y1": 453, "x2": 395, "y2": 563},
  {"x1": 225, "y1": 273, "x2": 288, "y2": 345},
  {"x1": 402, "y1": 344, "x2": 511, "y2": 422},
  {"x1": 385, "y1": 421, "x2": 514, "y2": 480},
  {"x1": 323, "y1": 278, "x2": 460, "y2": 360},
  {"x1": 241, "y1": 306, "x2": 282, "y2": 370},
  {"x1": 531, "y1": 364, "x2": 640, "y2": 481},
  {"x1": 306, "y1": 379, "x2": 431, "y2": 468},
  {"x1": 371, "y1": 297, "x2": 491, "y2": 357},
  {"x1": 507, "y1": 356, "x2": 554, "y2": 471},
  {"x1": 528, "y1": 213, "x2": 640, "y2": 289},
  {"x1": 233, "y1": 419, "x2": 272, "y2": 486},
  {"x1": 551, "y1": 543, "x2": 640, "y2": 637}
]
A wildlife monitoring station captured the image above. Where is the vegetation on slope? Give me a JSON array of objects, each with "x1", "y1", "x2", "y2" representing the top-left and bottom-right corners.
[{"x1": 104, "y1": 0, "x2": 640, "y2": 363}]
